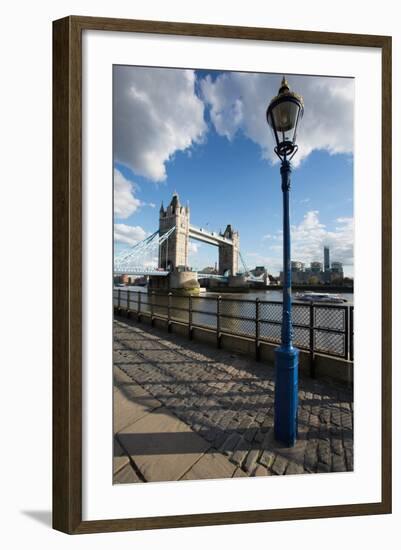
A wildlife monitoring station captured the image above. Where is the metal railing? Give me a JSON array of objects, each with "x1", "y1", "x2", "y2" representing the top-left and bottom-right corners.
[{"x1": 113, "y1": 289, "x2": 354, "y2": 364}]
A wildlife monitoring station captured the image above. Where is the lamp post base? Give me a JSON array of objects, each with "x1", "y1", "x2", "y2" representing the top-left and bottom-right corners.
[{"x1": 274, "y1": 345, "x2": 299, "y2": 447}]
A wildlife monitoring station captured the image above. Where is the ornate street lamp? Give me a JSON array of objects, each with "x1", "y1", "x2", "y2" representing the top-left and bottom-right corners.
[{"x1": 266, "y1": 76, "x2": 304, "y2": 446}]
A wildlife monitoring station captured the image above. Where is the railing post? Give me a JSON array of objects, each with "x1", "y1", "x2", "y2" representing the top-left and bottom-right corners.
[
  {"x1": 117, "y1": 288, "x2": 121, "y2": 312},
  {"x1": 167, "y1": 292, "x2": 172, "y2": 333},
  {"x1": 350, "y1": 306, "x2": 354, "y2": 361},
  {"x1": 127, "y1": 289, "x2": 131, "y2": 317},
  {"x1": 255, "y1": 298, "x2": 260, "y2": 360},
  {"x1": 216, "y1": 295, "x2": 222, "y2": 349},
  {"x1": 188, "y1": 294, "x2": 193, "y2": 340},
  {"x1": 150, "y1": 291, "x2": 155, "y2": 327},
  {"x1": 344, "y1": 306, "x2": 349, "y2": 361},
  {"x1": 309, "y1": 303, "x2": 315, "y2": 378},
  {"x1": 137, "y1": 292, "x2": 141, "y2": 322}
]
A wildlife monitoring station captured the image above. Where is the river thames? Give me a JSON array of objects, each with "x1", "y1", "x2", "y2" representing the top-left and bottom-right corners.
[{"x1": 121, "y1": 286, "x2": 354, "y2": 305}]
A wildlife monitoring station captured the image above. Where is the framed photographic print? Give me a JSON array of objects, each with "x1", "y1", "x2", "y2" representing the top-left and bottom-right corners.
[{"x1": 53, "y1": 16, "x2": 392, "y2": 534}]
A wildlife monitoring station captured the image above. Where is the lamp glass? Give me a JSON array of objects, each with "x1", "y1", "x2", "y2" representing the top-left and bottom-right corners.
[
  {"x1": 267, "y1": 97, "x2": 302, "y2": 147},
  {"x1": 271, "y1": 100, "x2": 299, "y2": 132}
]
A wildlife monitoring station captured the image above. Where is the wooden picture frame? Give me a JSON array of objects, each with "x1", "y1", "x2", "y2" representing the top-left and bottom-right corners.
[{"x1": 53, "y1": 15, "x2": 392, "y2": 534}]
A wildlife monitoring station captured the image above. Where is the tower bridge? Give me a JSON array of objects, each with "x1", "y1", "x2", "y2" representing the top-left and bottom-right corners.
[
  {"x1": 159, "y1": 193, "x2": 239, "y2": 276},
  {"x1": 114, "y1": 193, "x2": 267, "y2": 290}
]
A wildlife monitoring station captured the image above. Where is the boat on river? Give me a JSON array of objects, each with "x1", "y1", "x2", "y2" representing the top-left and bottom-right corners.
[{"x1": 294, "y1": 291, "x2": 347, "y2": 304}]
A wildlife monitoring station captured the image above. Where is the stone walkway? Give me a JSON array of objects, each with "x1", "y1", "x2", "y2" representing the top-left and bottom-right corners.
[{"x1": 113, "y1": 318, "x2": 353, "y2": 483}]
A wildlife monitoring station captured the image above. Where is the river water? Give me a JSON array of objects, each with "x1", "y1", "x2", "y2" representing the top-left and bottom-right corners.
[{"x1": 121, "y1": 286, "x2": 354, "y2": 305}]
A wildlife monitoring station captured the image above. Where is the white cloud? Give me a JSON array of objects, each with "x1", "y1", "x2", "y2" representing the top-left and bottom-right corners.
[
  {"x1": 248, "y1": 212, "x2": 353, "y2": 275},
  {"x1": 267, "y1": 210, "x2": 354, "y2": 269},
  {"x1": 201, "y1": 72, "x2": 354, "y2": 166},
  {"x1": 188, "y1": 241, "x2": 199, "y2": 254},
  {"x1": 245, "y1": 252, "x2": 283, "y2": 274},
  {"x1": 114, "y1": 224, "x2": 147, "y2": 246},
  {"x1": 114, "y1": 66, "x2": 207, "y2": 181},
  {"x1": 114, "y1": 168, "x2": 141, "y2": 219},
  {"x1": 294, "y1": 212, "x2": 353, "y2": 268}
]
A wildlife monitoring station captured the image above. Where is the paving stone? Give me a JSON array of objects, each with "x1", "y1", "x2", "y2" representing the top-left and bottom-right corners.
[
  {"x1": 311, "y1": 403, "x2": 321, "y2": 416},
  {"x1": 331, "y1": 437, "x2": 343, "y2": 456},
  {"x1": 117, "y1": 407, "x2": 210, "y2": 482},
  {"x1": 271, "y1": 438, "x2": 308, "y2": 465},
  {"x1": 230, "y1": 447, "x2": 248, "y2": 467},
  {"x1": 318, "y1": 425, "x2": 330, "y2": 442},
  {"x1": 345, "y1": 448, "x2": 354, "y2": 471},
  {"x1": 341, "y1": 412, "x2": 353, "y2": 430},
  {"x1": 260, "y1": 414, "x2": 274, "y2": 432},
  {"x1": 260, "y1": 450, "x2": 275, "y2": 469},
  {"x1": 261, "y1": 429, "x2": 275, "y2": 449},
  {"x1": 238, "y1": 415, "x2": 254, "y2": 432},
  {"x1": 319, "y1": 409, "x2": 331, "y2": 424},
  {"x1": 318, "y1": 439, "x2": 331, "y2": 465},
  {"x1": 202, "y1": 428, "x2": 218, "y2": 443},
  {"x1": 210, "y1": 409, "x2": 226, "y2": 424},
  {"x1": 331, "y1": 410, "x2": 342, "y2": 427},
  {"x1": 343, "y1": 434, "x2": 353, "y2": 451},
  {"x1": 272, "y1": 456, "x2": 288, "y2": 475},
  {"x1": 309, "y1": 414, "x2": 320, "y2": 429},
  {"x1": 219, "y1": 411, "x2": 237, "y2": 431},
  {"x1": 113, "y1": 437, "x2": 129, "y2": 474},
  {"x1": 253, "y1": 464, "x2": 272, "y2": 476},
  {"x1": 298, "y1": 407, "x2": 310, "y2": 425},
  {"x1": 213, "y1": 431, "x2": 228, "y2": 449},
  {"x1": 285, "y1": 461, "x2": 305, "y2": 475},
  {"x1": 317, "y1": 462, "x2": 331, "y2": 473},
  {"x1": 244, "y1": 426, "x2": 258, "y2": 443},
  {"x1": 113, "y1": 382, "x2": 162, "y2": 433},
  {"x1": 113, "y1": 462, "x2": 142, "y2": 484},
  {"x1": 243, "y1": 449, "x2": 260, "y2": 472},
  {"x1": 304, "y1": 440, "x2": 319, "y2": 472},
  {"x1": 220, "y1": 433, "x2": 242, "y2": 455},
  {"x1": 332, "y1": 453, "x2": 346, "y2": 472},
  {"x1": 181, "y1": 452, "x2": 237, "y2": 481},
  {"x1": 232, "y1": 467, "x2": 248, "y2": 477}
]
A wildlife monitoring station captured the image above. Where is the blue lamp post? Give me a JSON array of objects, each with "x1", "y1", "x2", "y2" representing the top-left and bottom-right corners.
[{"x1": 266, "y1": 77, "x2": 304, "y2": 447}]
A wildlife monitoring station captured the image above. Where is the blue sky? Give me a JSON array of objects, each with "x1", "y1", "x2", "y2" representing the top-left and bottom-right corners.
[{"x1": 113, "y1": 67, "x2": 354, "y2": 276}]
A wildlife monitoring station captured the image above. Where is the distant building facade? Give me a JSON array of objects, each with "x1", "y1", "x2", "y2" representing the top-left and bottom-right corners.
[
  {"x1": 330, "y1": 261, "x2": 344, "y2": 280},
  {"x1": 311, "y1": 261, "x2": 323, "y2": 274},
  {"x1": 279, "y1": 247, "x2": 347, "y2": 285},
  {"x1": 199, "y1": 266, "x2": 218, "y2": 274},
  {"x1": 324, "y1": 246, "x2": 330, "y2": 272},
  {"x1": 252, "y1": 265, "x2": 268, "y2": 277},
  {"x1": 114, "y1": 274, "x2": 147, "y2": 285}
]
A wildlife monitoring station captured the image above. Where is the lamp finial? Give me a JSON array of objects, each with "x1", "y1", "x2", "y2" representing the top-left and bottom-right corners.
[{"x1": 279, "y1": 76, "x2": 290, "y2": 93}]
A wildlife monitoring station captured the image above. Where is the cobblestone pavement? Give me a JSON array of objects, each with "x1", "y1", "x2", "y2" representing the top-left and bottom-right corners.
[{"x1": 113, "y1": 318, "x2": 353, "y2": 482}]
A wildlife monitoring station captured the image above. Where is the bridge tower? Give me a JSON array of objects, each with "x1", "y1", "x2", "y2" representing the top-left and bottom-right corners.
[
  {"x1": 219, "y1": 224, "x2": 239, "y2": 275},
  {"x1": 159, "y1": 193, "x2": 190, "y2": 270}
]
